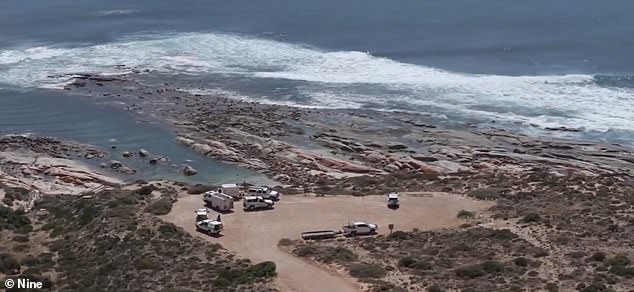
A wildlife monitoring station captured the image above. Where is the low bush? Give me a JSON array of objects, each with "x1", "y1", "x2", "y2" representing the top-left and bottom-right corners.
[
  {"x1": 455, "y1": 264, "x2": 485, "y2": 278},
  {"x1": 607, "y1": 254, "x2": 630, "y2": 267},
  {"x1": 277, "y1": 238, "x2": 294, "y2": 246},
  {"x1": 513, "y1": 257, "x2": 528, "y2": 267},
  {"x1": 321, "y1": 247, "x2": 358, "y2": 263},
  {"x1": 187, "y1": 184, "x2": 216, "y2": 194},
  {"x1": 0, "y1": 206, "x2": 32, "y2": 232},
  {"x1": 609, "y1": 265, "x2": 634, "y2": 277},
  {"x1": 457, "y1": 210, "x2": 476, "y2": 219},
  {"x1": 348, "y1": 262, "x2": 387, "y2": 279},
  {"x1": 144, "y1": 198, "x2": 173, "y2": 215},
  {"x1": 0, "y1": 254, "x2": 21, "y2": 274},
  {"x1": 481, "y1": 261, "x2": 504, "y2": 273},
  {"x1": 247, "y1": 261, "x2": 276, "y2": 278},
  {"x1": 136, "y1": 185, "x2": 156, "y2": 196},
  {"x1": 468, "y1": 187, "x2": 508, "y2": 200},
  {"x1": 588, "y1": 252, "x2": 606, "y2": 262},
  {"x1": 520, "y1": 213, "x2": 541, "y2": 223},
  {"x1": 135, "y1": 257, "x2": 158, "y2": 270},
  {"x1": 386, "y1": 231, "x2": 410, "y2": 241},
  {"x1": 398, "y1": 256, "x2": 417, "y2": 268},
  {"x1": 295, "y1": 245, "x2": 318, "y2": 257}
]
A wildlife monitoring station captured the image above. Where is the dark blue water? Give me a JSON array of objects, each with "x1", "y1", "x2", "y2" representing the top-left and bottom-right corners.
[{"x1": 1, "y1": 0, "x2": 633, "y2": 146}]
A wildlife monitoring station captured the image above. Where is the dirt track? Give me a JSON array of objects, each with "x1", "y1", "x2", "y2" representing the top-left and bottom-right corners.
[{"x1": 163, "y1": 193, "x2": 493, "y2": 292}]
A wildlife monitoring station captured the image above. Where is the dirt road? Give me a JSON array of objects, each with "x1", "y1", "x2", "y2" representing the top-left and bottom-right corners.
[{"x1": 163, "y1": 193, "x2": 493, "y2": 292}]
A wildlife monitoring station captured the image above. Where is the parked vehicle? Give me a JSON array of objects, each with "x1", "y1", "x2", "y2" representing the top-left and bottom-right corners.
[
  {"x1": 247, "y1": 186, "x2": 280, "y2": 200},
  {"x1": 387, "y1": 193, "x2": 400, "y2": 209},
  {"x1": 195, "y1": 208, "x2": 209, "y2": 222},
  {"x1": 220, "y1": 183, "x2": 243, "y2": 199},
  {"x1": 301, "y1": 230, "x2": 337, "y2": 240},
  {"x1": 196, "y1": 219, "x2": 223, "y2": 235},
  {"x1": 342, "y1": 222, "x2": 378, "y2": 236},
  {"x1": 243, "y1": 195, "x2": 274, "y2": 211},
  {"x1": 203, "y1": 191, "x2": 234, "y2": 212}
]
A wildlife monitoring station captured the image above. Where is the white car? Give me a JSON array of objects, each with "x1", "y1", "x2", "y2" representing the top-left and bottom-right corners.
[
  {"x1": 248, "y1": 186, "x2": 280, "y2": 200},
  {"x1": 243, "y1": 195, "x2": 274, "y2": 211},
  {"x1": 342, "y1": 222, "x2": 378, "y2": 236},
  {"x1": 195, "y1": 208, "x2": 209, "y2": 222},
  {"x1": 196, "y1": 219, "x2": 223, "y2": 235}
]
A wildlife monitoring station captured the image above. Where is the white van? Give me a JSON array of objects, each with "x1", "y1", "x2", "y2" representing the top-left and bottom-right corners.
[
  {"x1": 203, "y1": 191, "x2": 234, "y2": 212},
  {"x1": 387, "y1": 193, "x2": 400, "y2": 209},
  {"x1": 220, "y1": 183, "x2": 242, "y2": 199},
  {"x1": 243, "y1": 196, "x2": 274, "y2": 211}
]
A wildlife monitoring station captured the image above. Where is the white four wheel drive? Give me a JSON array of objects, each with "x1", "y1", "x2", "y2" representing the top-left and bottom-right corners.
[
  {"x1": 247, "y1": 186, "x2": 280, "y2": 200},
  {"x1": 342, "y1": 222, "x2": 378, "y2": 236},
  {"x1": 196, "y1": 219, "x2": 223, "y2": 235},
  {"x1": 243, "y1": 195, "x2": 274, "y2": 210}
]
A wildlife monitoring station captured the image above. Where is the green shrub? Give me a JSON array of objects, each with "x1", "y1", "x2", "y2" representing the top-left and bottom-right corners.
[
  {"x1": 398, "y1": 256, "x2": 417, "y2": 268},
  {"x1": 490, "y1": 229, "x2": 518, "y2": 241},
  {"x1": 589, "y1": 252, "x2": 606, "y2": 262},
  {"x1": 455, "y1": 265, "x2": 485, "y2": 278},
  {"x1": 348, "y1": 263, "x2": 386, "y2": 279},
  {"x1": 544, "y1": 283, "x2": 559, "y2": 292},
  {"x1": 144, "y1": 198, "x2": 173, "y2": 215},
  {"x1": 0, "y1": 206, "x2": 32, "y2": 232},
  {"x1": 277, "y1": 238, "x2": 294, "y2": 246},
  {"x1": 247, "y1": 261, "x2": 276, "y2": 278},
  {"x1": 513, "y1": 257, "x2": 528, "y2": 267},
  {"x1": 468, "y1": 187, "x2": 507, "y2": 200},
  {"x1": 12, "y1": 235, "x2": 29, "y2": 243},
  {"x1": 481, "y1": 261, "x2": 504, "y2": 273},
  {"x1": 0, "y1": 254, "x2": 21, "y2": 274},
  {"x1": 457, "y1": 210, "x2": 476, "y2": 219},
  {"x1": 386, "y1": 231, "x2": 410, "y2": 241},
  {"x1": 428, "y1": 284, "x2": 444, "y2": 292},
  {"x1": 607, "y1": 254, "x2": 630, "y2": 267},
  {"x1": 187, "y1": 184, "x2": 216, "y2": 194},
  {"x1": 135, "y1": 257, "x2": 157, "y2": 270},
  {"x1": 412, "y1": 261, "x2": 432, "y2": 270},
  {"x1": 137, "y1": 185, "x2": 156, "y2": 196},
  {"x1": 157, "y1": 223, "x2": 182, "y2": 238},
  {"x1": 322, "y1": 247, "x2": 358, "y2": 263},
  {"x1": 2, "y1": 197, "x2": 12, "y2": 206},
  {"x1": 609, "y1": 265, "x2": 634, "y2": 277},
  {"x1": 520, "y1": 213, "x2": 541, "y2": 223},
  {"x1": 78, "y1": 205, "x2": 97, "y2": 226},
  {"x1": 295, "y1": 245, "x2": 317, "y2": 257}
]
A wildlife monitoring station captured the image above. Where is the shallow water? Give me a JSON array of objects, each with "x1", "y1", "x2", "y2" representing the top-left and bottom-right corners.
[{"x1": 0, "y1": 89, "x2": 271, "y2": 185}]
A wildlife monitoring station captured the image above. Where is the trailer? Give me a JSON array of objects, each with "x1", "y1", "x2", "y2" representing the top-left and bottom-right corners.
[
  {"x1": 203, "y1": 191, "x2": 234, "y2": 212},
  {"x1": 301, "y1": 230, "x2": 337, "y2": 240},
  {"x1": 220, "y1": 183, "x2": 243, "y2": 199}
]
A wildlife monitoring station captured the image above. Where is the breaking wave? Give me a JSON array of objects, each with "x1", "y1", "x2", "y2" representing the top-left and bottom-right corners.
[{"x1": 0, "y1": 32, "x2": 633, "y2": 135}]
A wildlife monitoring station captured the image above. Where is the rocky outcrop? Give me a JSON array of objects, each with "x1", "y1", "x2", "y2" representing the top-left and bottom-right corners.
[{"x1": 183, "y1": 165, "x2": 198, "y2": 176}]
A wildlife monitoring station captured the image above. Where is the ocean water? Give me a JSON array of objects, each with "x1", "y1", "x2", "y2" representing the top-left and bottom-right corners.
[{"x1": 1, "y1": 0, "x2": 633, "y2": 146}]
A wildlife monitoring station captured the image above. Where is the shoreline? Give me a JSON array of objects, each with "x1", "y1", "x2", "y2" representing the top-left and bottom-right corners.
[{"x1": 58, "y1": 73, "x2": 633, "y2": 189}]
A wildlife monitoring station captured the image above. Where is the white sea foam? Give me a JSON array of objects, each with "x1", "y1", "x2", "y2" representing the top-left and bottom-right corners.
[
  {"x1": 0, "y1": 32, "x2": 632, "y2": 134},
  {"x1": 94, "y1": 9, "x2": 140, "y2": 16}
]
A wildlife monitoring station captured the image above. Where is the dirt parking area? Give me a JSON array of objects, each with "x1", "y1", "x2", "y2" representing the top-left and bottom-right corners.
[{"x1": 163, "y1": 193, "x2": 493, "y2": 292}]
